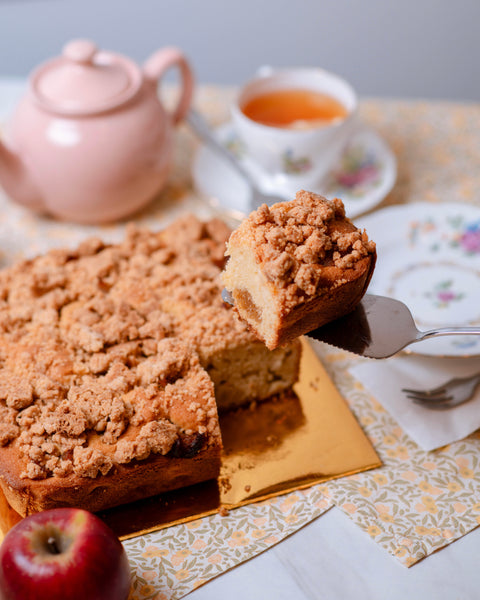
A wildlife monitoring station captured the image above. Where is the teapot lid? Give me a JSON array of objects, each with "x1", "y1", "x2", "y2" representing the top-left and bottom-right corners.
[{"x1": 30, "y1": 39, "x2": 143, "y2": 115}]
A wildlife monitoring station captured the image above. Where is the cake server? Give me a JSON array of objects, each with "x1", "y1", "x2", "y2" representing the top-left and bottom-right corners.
[
  {"x1": 222, "y1": 290, "x2": 480, "y2": 359},
  {"x1": 306, "y1": 294, "x2": 480, "y2": 358}
]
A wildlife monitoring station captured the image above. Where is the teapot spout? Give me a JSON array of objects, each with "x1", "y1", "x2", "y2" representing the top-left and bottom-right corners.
[{"x1": 0, "y1": 141, "x2": 44, "y2": 212}]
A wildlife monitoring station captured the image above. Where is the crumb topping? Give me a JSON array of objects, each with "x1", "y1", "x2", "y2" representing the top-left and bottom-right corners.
[
  {"x1": 0, "y1": 215, "x2": 242, "y2": 481},
  {"x1": 227, "y1": 191, "x2": 376, "y2": 300}
]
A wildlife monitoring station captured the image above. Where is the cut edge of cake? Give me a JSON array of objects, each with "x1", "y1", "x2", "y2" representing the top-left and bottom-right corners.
[
  {"x1": 222, "y1": 191, "x2": 376, "y2": 350},
  {"x1": 0, "y1": 214, "x2": 301, "y2": 516}
]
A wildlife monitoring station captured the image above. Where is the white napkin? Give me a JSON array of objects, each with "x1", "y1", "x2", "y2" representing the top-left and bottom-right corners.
[{"x1": 349, "y1": 354, "x2": 480, "y2": 451}]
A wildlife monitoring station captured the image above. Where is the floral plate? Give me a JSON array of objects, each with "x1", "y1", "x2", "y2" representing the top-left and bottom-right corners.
[
  {"x1": 192, "y1": 122, "x2": 396, "y2": 219},
  {"x1": 357, "y1": 203, "x2": 480, "y2": 357}
]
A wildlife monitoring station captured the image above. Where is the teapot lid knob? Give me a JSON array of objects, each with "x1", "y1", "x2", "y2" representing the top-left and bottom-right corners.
[
  {"x1": 29, "y1": 39, "x2": 142, "y2": 116},
  {"x1": 62, "y1": 39, "x2": 98, "y2": 65}
]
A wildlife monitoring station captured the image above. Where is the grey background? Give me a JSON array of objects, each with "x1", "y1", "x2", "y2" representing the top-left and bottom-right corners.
[{"x1": 0, "y1": 0, "x2": 479, "y2": 101}]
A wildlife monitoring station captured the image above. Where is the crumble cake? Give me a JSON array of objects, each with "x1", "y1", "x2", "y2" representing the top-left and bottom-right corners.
[
  {"x1": 222, "y1": 191, "x2": 376, "y2": 349},
  {"x1": 0, "y1": 215, "x2": 301, "y2": 516}
]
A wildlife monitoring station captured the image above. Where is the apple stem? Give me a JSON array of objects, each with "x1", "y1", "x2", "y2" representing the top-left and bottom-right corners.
[{"x1": 47, "y1": 535, "x2": 61, "y2": 555}]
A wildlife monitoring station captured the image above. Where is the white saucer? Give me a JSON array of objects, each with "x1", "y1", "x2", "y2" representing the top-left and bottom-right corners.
[
  {"x1": 192, "y1": 122, "x2": 397, "y2": 219},
  {"x1": 357, "y1": 202, "x2": 480, "y2": 357}
]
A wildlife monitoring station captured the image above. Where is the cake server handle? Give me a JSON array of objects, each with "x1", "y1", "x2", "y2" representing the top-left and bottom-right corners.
[
  {"x1": 222, "y1": 290, "x2": 480, "y2": 359},
  {"x1": 307, "y1": 294, "x2": 480, "y2": 359}
]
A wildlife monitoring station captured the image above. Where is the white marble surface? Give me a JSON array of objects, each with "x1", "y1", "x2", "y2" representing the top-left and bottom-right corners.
[
  {"x1": 1, "y1": 78, "x2": 479, "y2": 600},
  {"x1": 189, "y1": 506, "x2": 479, "y2": 599}
]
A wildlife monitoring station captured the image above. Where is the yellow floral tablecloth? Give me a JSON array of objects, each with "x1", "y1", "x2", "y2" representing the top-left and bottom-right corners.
[
  {"x1": 318, "y1": 345, "x2": 480, "y2": 567},
  {"x1": 1, "y1": 86, "x2": 480, "y2": 598}
]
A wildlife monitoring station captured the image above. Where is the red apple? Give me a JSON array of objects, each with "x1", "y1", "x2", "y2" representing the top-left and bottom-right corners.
[{"x1": 0, "y1": 507, "x2": 131, "y2": 600}]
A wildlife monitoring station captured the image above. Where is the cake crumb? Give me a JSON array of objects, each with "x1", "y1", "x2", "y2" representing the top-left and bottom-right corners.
[
  {"x1": 0, "y1": 216, "x2": 233, "y2": 481},
  {"x1": 227, "y1": 190, "x2": 375, "y2": 307},
  {"x1": 222, "y1": 191, "x2": 376, "y2": 350}
]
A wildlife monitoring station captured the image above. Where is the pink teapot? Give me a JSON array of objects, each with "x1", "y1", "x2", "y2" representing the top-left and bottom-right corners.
[{"x1": 0, "y1": 39, "x2": 194, "y2": 223}]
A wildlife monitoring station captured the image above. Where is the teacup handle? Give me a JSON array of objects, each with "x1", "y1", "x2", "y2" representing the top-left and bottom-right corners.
[{"x1": 143, "y1": 47, "x2": 194, "y2": 125}]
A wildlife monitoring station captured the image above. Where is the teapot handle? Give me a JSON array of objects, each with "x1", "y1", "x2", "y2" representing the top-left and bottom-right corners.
[{"x1": 143, "y1": 47, "x2": 194, "y2": 125}]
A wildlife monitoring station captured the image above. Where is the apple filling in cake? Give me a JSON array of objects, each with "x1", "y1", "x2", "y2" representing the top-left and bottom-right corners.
[{"x1": 222, "y1": 190, "x2": 376, "y2": 350}]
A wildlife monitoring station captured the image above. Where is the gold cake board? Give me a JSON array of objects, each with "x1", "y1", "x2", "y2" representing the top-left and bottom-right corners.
[{"x1": 0, "y1": 339, "x2": 380, "y2": 541}]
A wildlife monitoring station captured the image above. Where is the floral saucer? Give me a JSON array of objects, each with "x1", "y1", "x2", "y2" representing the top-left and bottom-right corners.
[
  {"x1": 358, "y1": 203, "x2": 480, "y2": 357},
  {"x1": 192, "y1": 122, "x2": 396, "y2": 219}
]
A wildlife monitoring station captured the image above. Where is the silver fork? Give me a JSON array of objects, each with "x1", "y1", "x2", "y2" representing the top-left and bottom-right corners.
[{"x1": 402, "y1": 372, "x2": 480, "y2": 410}]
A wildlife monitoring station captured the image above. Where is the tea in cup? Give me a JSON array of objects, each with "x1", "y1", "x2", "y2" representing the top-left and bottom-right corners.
[{"x1": 231, "y1": 67, "x2": 358, "y2": 187}]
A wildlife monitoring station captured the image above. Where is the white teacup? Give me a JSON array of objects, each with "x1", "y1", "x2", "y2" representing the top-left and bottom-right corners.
[{"x1": 231, "y1": 66, "x2": 358, "y2": 188}]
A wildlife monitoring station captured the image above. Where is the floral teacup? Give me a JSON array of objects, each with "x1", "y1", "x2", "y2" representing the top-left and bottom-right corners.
[{"x1": 231, "y1": 66, "x2": 358, "y2": 188}]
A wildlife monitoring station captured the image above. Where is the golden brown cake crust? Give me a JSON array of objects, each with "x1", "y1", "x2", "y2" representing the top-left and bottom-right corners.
[
  {"x1": 0, "y1": 217, "x2": 227, "y2": 515},
  {"x1": 0, "y1": 214, "x2": 301, "y2": 516},
  {"x1": 223, "y1": 191, "x2": 376, "y2": 349},
  {"x1": 228, "y1": 191, "x2": 376, "y2": 308},
  {"x1": 0, "y1": 440, "x2": 221, "y2": 516}
]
